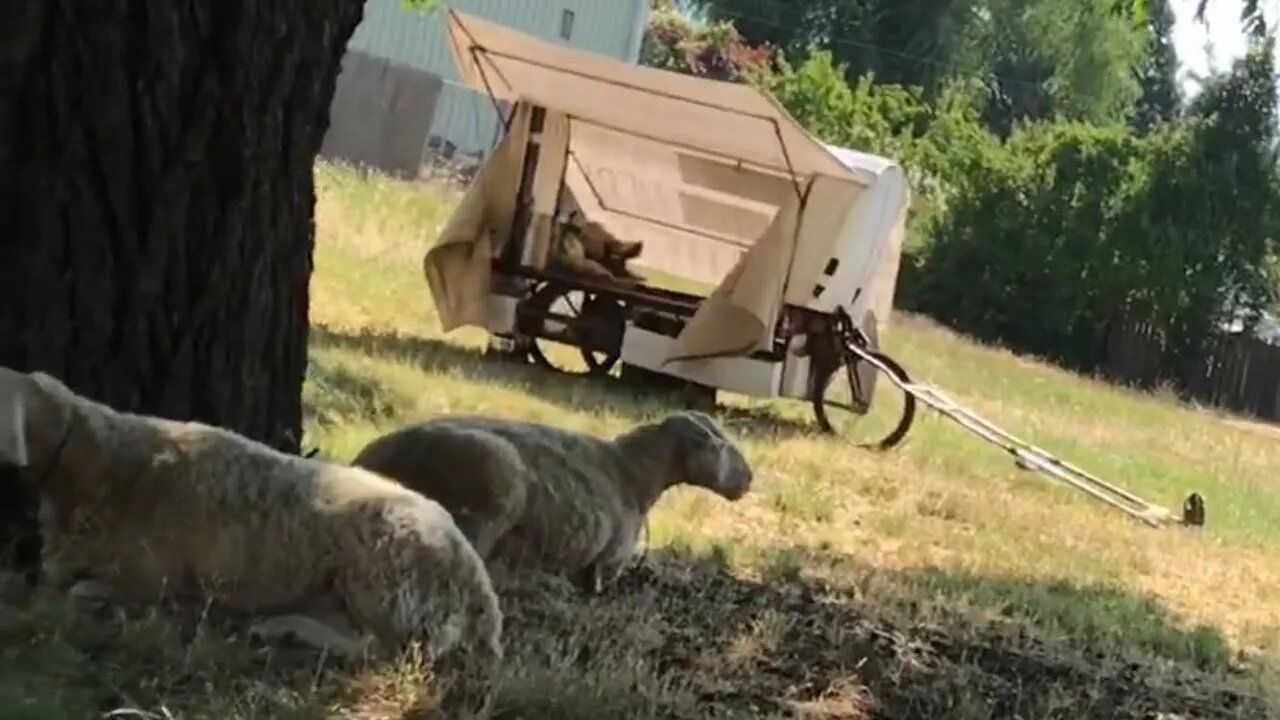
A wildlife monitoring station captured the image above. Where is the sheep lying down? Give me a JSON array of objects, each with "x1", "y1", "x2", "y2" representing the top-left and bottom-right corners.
[
  {"x1": 0, "y1": 367, "x2": 502, "y2": 705},
  {"x1": 350, "y1": 411, "x2": 754, "y2": 593}
]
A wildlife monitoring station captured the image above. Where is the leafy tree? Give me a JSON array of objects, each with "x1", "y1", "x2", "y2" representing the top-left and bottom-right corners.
[
  {"x1": 687, "y1": 0, "x2": 978, "y2": 93},
  {"x1": 0, "y1": 1, "x2": 368, "y2": 453},
  {"x1": 1132, "y1": 0, "x2": 1183, "y2": 131},
  {"x1": 767, "y1": 52, "x2": 994, "y2": 184},
  {"x1": 767, "y1": 52, "x2": 926, "y2": 158},
  {"x1": 690, "y1": 0, "x2": 1152, "y2": 134},
  {"x1": 915, "y1": 122, "x2": 1150, "y2": 367},
  {"x1": 916, "y1": 34, "x2": 1280, "y2": 380},
  {"x1": 1143, "y1": 34, "x2": 1280, "y2": 372},
  {"x1": 959, "y1": 0, "x2": 1150, "y2": 135}
]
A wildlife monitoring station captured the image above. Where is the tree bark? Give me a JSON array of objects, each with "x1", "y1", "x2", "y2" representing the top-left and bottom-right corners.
[
  {"x1": 0, "y1": 1, "x2": 366, "y2": 577},
  {"x1": 0, "y1": 0, "x2": 365, "y2": 453}
]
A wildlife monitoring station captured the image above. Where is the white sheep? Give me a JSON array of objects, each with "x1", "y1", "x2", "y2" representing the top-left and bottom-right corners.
[
  {"x1": 0, "y1": 367, "x2": 502, "y2": 715},
  {"x1": 349, "y1": 410, "x2": 754, "y2": 593}
]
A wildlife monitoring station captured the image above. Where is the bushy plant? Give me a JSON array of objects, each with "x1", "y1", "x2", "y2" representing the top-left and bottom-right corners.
[
  {"x1": 915, "y1": 38, "x2": 1280, "y2": 379},
  {"x1": 640, "y1": 4, "x2": 774, "y2": 84}
]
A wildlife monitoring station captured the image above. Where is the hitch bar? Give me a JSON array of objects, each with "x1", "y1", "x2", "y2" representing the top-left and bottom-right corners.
[{"x1": 845, "y1": 343, "x2": 1205, "y2": 529}]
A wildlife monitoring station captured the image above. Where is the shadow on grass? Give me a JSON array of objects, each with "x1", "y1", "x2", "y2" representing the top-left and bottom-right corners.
[
  {"x1": 308, "y1": 324, "x2": 817, "y2": 441},
  {"x1": 302, "y1": 354, "x2": 414, "y2": 428},
  {"x1": 499, "y1": 546, "x2": 1269, "y2": 720},
  {"x1": 0, "y1": 544, "x2": 1269, "y2": 720}
]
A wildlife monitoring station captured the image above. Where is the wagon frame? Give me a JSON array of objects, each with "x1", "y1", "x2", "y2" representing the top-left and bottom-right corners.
[{"x1": 492, "y1": 256, "x2": 916, "y2": 449}]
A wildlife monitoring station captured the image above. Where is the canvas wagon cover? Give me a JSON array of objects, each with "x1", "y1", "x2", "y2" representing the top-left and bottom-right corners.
[
  {"x1": 561, "y1": 120, "x2": 797, "y2": 291},
  {"x1": 425, "y1": 10, "x2": 868, "y2": 362}
]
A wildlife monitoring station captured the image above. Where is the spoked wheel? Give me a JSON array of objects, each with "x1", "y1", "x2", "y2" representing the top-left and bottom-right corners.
[
  {"x1": 812, "y1": 349, "x2": 917, "y2": 451},
  {"x1": 523, "y1": 283, "x2": 624, "y2": 377}
]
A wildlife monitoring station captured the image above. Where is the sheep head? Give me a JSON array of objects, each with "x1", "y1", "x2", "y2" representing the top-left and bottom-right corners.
[
  {"x1": 660, "y1": 411, "x2": 752, "y2": 501},
  {"x1": 0, "y1": 367, "x2": 77, "y2": 480}
]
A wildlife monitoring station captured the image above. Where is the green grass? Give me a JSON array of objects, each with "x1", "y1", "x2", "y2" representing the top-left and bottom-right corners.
[{"x1": 2, "y1": 160, "x2": 1277, "y2": 718}]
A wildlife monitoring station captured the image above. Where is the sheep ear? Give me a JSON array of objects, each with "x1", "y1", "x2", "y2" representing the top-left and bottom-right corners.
[{"x1": 0, "y1": 381, "x2": 29, "y2": 467}]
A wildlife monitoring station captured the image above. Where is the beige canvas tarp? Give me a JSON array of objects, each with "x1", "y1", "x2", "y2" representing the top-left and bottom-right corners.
[
  {"x1": 423, "y1": 104, "x2": 531, "y2": 331},
  {"x1": 444, "y1": 11, "x2": 853, "y2": 180},
  {"x1": 561, "y1": 119, "x2": 792, "y2": 290},
  {"x1": 556, "y1": 120, "x2": 864, "y2": 363},
  {"x1": 426, "y1": 10, "x2": 874, "y2": 362},
  {"x1": 659, "y1": 188, "x2": 808, "y2": 362}
]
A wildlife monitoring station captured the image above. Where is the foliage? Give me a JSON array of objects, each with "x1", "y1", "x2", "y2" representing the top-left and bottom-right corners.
[
  {"x1": 763, "y1": 51, "x2": 999, "y2": 248},
  {"x1": 691, "y1": 0, "x2": 1153, "y2": 134},
  {"x1": 766, "y1": 51, "x2": 927, "y2": 160},
  {"x1": 914, "y1": 122, "x2": 1150, "y2": 369},
  {"x1": 688, "y1": 0, "x2": 978, "y2": 94},
  {"x1": 640, "y1": 3, "x2": 774, "y2": 83},
  {"x1": 400, "y1": 0, "x2": 441, "y2": 11},
  {"x1": 956, "y1": 0, "x2": 1151, "y2": 135},
  {"x1": 1132, "y1": 0, "x2": 1183, "y2": 131},
  {"x1": 1148, "y1": 35, "x2": 1280, "y2": 370},
  {"x1": 915, "y1": 37, "x2": 1280, "y2": 379}
]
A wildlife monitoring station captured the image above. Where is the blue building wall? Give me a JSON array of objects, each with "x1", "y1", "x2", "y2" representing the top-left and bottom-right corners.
[{"x1": 346, "y1": 0, "x2": 650, "y2": 163}]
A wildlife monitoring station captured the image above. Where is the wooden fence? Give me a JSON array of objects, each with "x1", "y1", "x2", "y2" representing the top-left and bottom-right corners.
[{"x1": 1103, "y1": 319, "x2": 1280, "y2": 422}]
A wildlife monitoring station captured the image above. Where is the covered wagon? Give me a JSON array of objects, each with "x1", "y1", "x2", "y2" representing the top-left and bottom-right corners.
[{"x1": 423, "y1": 10, "x2": 920, "y2": 447}]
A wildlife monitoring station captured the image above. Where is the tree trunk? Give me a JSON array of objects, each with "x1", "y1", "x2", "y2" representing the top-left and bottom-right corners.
[
  {"x1": 0, "y1": 1, "x2": 365, "y2": 577},
  {"x1": 0, "y1": 0, "x2": 366, "y2": 452}
]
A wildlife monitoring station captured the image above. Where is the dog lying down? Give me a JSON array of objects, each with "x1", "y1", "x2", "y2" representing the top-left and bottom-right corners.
[
  {"x1": 0, "y1": 366, "x2": 503, "y2": 713},
  {"x1": 551, "y1": 211, "x2": 646, "y2": 285}
]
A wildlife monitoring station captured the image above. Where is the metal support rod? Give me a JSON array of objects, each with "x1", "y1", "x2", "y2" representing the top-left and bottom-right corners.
[{"x1": 842, "y1": 341, "x2": 1184, "y2": 528}]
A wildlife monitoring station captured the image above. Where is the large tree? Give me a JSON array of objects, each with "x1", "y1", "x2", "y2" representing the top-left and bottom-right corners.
[
  {"x1": 958, "y1": 0, "x2": 1149, "y2": 135},
  {"x1": 1133, "y1": 0, "x2": 1183, "y2": 131},
  {"x1": 0, "y1": 1, "x2": 366, "y2": 455}
]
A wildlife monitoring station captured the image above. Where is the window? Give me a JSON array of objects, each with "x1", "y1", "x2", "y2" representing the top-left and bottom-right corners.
[{"x1": 559, "y1": 9, "x2": 575, "y2": 40}]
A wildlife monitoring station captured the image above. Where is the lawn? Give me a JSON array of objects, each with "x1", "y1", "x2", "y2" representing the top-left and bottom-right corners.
[{"x1": 1, "y1": 161, "x2": 1277, "y2": 719}]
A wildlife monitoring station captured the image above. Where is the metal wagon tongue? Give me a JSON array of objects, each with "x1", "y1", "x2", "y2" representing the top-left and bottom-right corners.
[{"x1": 845, "y1": 345, "x2": 1207, "y2": 530}]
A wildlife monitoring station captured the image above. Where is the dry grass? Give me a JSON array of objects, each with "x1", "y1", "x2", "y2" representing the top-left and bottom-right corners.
[{"x1": 2, "y1": 161, "x2": 1277, "y2": 719}]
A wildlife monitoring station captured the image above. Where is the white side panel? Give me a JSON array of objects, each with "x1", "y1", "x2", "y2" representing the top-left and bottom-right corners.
[
  {"x1": 621, "y1": 327, "x2": 782, "y2": 397},
  {"x1": 790, "y1": 165, "x2": 907, "y2": 315}
]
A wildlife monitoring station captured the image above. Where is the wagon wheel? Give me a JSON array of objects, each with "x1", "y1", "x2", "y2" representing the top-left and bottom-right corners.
[
  {"x1": 524, "y1": 283, "x2": 624, "y2": 377},
  {"x1": 810, "y1": 310, "x2": 916, "y2": 450},
  {"x1": 812, "y1": 350, "x2": 917, "y2": 450}
]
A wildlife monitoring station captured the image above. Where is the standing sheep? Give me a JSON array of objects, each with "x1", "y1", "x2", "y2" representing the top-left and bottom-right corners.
[
  {"x1": 0, "y1": 367, "x2": 501, "y2": 715},
  {"x1": 349, "y1": 411, "x2": 754, "y2": 593}
]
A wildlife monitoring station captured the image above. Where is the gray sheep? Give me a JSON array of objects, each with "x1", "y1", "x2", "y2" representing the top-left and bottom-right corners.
[
  {"x1": 0, "y1": 367, "x2": 501, "y2": 715},
  {"x1": 349, "y1": 410, "x2": 753, "y2": 593}
]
